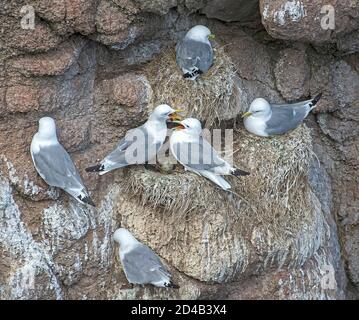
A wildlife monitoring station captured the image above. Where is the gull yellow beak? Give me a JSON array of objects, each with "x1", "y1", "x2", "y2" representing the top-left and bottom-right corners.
[
  {"x1": 242, "y1": 111, "x2": 252, "y2": 118},
  {"x1": 171, "y1": 120, "x2": 185, "y2": 130},
  {"x1": 169, "y1": 109, "x2": 184, "y2": 121},
  {"x1": 208, "y1": 34, "x2": 216, "y2": 40}
]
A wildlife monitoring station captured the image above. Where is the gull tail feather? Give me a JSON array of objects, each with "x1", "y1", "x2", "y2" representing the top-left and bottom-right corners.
[
  {"x1": 85, "y1": 164, "x2": 104, "y2": 173},
  {"x1": 200, "y1": 171, "x2": 231, "y2": 191},
  {"x1": 183, "y1": 68, "x2": 203, "y2": 80},
  {"x1": 231, "y1": 168, "x2": 250, "y2": 178},
  {"x1": 309, "y1": 92, "x2": 323, "y2": 110},
  {"x1": 165, "y1": 281, "x2": 180, "y2": 289},
  {"x1": 69, "y1": 188, "x2": 96, "y2": 207},
  {"x1": 79, "y1": 194, "x2": 96, "y2": 207}
]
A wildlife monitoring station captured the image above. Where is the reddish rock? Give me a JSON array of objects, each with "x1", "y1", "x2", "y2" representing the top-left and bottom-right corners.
[
  {"x1": 34, "y1": 0, "x2": 66, "y2": 23},
  {"x1": 133, "y1": 0, "x2": 177, "y2": 14},
  {"x1": 5, "y1": 85, "x2": 40, "y2": 113},
  {"x1": 96, "y1": 0, "x2": 131, "y2": 35},
  {"x1": 65, "y1": 0, "x2": 97, "y2": 35},
  {"x1": 260, "y1": 0, "x2": 359, "y2": 44},
  {"x1": 112, "y1": 74, "x2": 150, "y2": 107},
  {"x1": 274, "y1": 48, "x2": 310, "y2": 100},
  {"x1": 7, "y1": 38, "x2": 86, "y2": 77},
  {"x1": 1, "y1": 17, "x2": 61, "y2": 53}
]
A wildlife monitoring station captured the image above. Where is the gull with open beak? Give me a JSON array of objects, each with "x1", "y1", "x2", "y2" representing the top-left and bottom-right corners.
[
  {"x1": 170, "y1": 118, "x2": 249, "y2": 191},
  {"x1": 86, "y1": 104, "x2": 182, "y2": 175},
  {"x1": 242, "y1": 93, "x2": 322, "y2": 137}
]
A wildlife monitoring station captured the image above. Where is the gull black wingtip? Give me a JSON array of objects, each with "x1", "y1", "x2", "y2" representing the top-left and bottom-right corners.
[
  {"x1": 85, "y1": 164, "x2": 104, "y2": 173},
  {"x1": 165, "y1": 281, "x2": 180, "y2": 289},
  {"x1": 78, "y1": 195, "x2": 96, "y2": 207},
  {"x1": 232, "y1": 168, "x2": 250, "y2": 177},
  {"x1": 86, "y1": 197, "x2": 96, "y2": 207},
  {"x1": 183, "y1": 69, "x2": 203, "y2": 79},
  {"x1": 312, "y1": 92, "x2": 323, "y2": 106}
]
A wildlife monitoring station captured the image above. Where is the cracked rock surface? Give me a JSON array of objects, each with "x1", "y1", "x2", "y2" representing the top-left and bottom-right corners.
[{"x1": 0, "y1": 0, "x2": 358, "y2": 299}]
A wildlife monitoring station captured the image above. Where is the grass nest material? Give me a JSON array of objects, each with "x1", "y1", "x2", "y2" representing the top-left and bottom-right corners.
[
  {"x1": 125, "y1": 166, "x2": 239, "y2": 221},
  {"x1": 125, "y1": 124, "x2": 315, "y2": 223},
  {"x1": 123, "y1": 124, "x2": 325, "y2": 271},
  {"x1": 144, "y1": 43, "x2": 238, "y2": 127},
  {"x1": 230, "y1": 125, "x2": 319, "y2": 243},
  {"x1": 128, "y1": 126, "x2": 312, "y2": 215}
]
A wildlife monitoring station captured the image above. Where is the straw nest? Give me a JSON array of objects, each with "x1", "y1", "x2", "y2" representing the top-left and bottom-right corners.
[
  {"x1": 119, "y1": 43, "x2": 326, "y2": 280},
  {"x1": 230, "y1": 125, "x2": 326, "y2": 265},
  {"x1": 126, "y1": 166, "x2": 238, "y2": 220},
  {"x1": 143, "y1": 43, "x2": 238, "y2": 127},
  {"x1": 124, "y1": 124, "x2": 317, "y2": 228},
  {"x1": 121, "y1": 124, "x2": 326, "y2": 280}
]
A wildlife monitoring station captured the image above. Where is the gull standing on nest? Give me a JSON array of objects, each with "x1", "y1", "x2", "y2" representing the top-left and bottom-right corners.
[
  {"x1": 170, "y1": 118, "x2": 249, "y2": 191},
  {"x1": 242, "y1": 93, "x2": 322, "y2": 137},
  {"x1": 176, "y1": 25, "x2": 215, "y2": 80},
  {"x1": 86, "y1": 104, "x2": 182, "y2": 175}
]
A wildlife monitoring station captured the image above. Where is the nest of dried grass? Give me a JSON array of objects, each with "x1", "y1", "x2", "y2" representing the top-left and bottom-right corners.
[
  {"x1": 125, "y1": 166, "x2": 238, "y2": 221},
  {"x1": 230, "y1": 125, "x2": 320, "y2": 252},
  {"x1": 127, "y1": 124, "x2": 318, "y2": 227},
  {"x1": 122, "y1": 124, "x2": 325, "y2": 274},
  {"x1": 125, "y1": 124, "x2": 314, "y2": 223},
  {"x1": 143, "y1": 43, "x2": 238, "y2": 127}
]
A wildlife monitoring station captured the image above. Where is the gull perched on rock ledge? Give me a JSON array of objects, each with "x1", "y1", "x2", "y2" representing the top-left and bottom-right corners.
[
  {"x1": 30, "y1": 117, "x2": 95, "y2": 206},
  {"x1": 113, "y1": 228, "x2": 178, "y2": 288},
  {"x1": 242, "y1": 93, "x2": 322, "y2": 137}
]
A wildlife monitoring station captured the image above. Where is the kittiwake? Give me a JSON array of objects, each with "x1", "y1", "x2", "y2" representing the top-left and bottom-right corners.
[
  {"x1": 86, "y1": 104, "x2": 182, "y2": 175},
  {"x1": 176, "y1": 25, "x2": 215, "y2": 80},
  {"x1": 170, "y1": 118, "x2": 249, "y2": 191},
  {"x1": 242, "y1": 93, "x2": 322, "y2": 137},
  {"x1": 113, "y1": 228, "x2": 178, "y2": 288},
  {"x1": 30, "y1": 117, "x2": 95, "y2": 206}
]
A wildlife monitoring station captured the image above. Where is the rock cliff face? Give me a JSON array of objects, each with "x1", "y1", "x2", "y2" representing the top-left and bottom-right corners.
[{"x1": 0, "y1": 0, "x2": 358, "y2": 299}]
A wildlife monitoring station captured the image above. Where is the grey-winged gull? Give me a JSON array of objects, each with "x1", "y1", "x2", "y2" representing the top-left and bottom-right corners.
[
  {"x1": 242, "y1": 93, "x2": 322, "y2": 137},
  {"x1": 176, "y1": 25, "x2": 215, "y2": 80},
  {"x1": 30, "y1": 117, "x2": 95, "y2": 206},
  {"x1": 113, "y1": 228, "x2": 178, "y2": 288},
  {"x1": 86, "y1": 104, "x2": 182, "y2": 175},
  {"x1": 170, "y1": 118, "x2": 249, "y2": 191}
]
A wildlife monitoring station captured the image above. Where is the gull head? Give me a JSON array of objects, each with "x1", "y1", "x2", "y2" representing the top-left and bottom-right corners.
[
  {"x1": 149, "y1": 104, "x2": 183, "y2": 122},
  {"x1": 38, "y1": 117, "x2": 57, "y2": 139},
  {"x1": 242, "y1": 98, "x2": 271, "y2": 119},
  {"x1": 172, "y1": 118, "x2": 202, "y2": 135},
  {"x1": 113, "y1": 228, "x2": 138, "y2": 247},
  {"x1": 185, "y1": 25, "x2": 214, "y2": 42}
]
